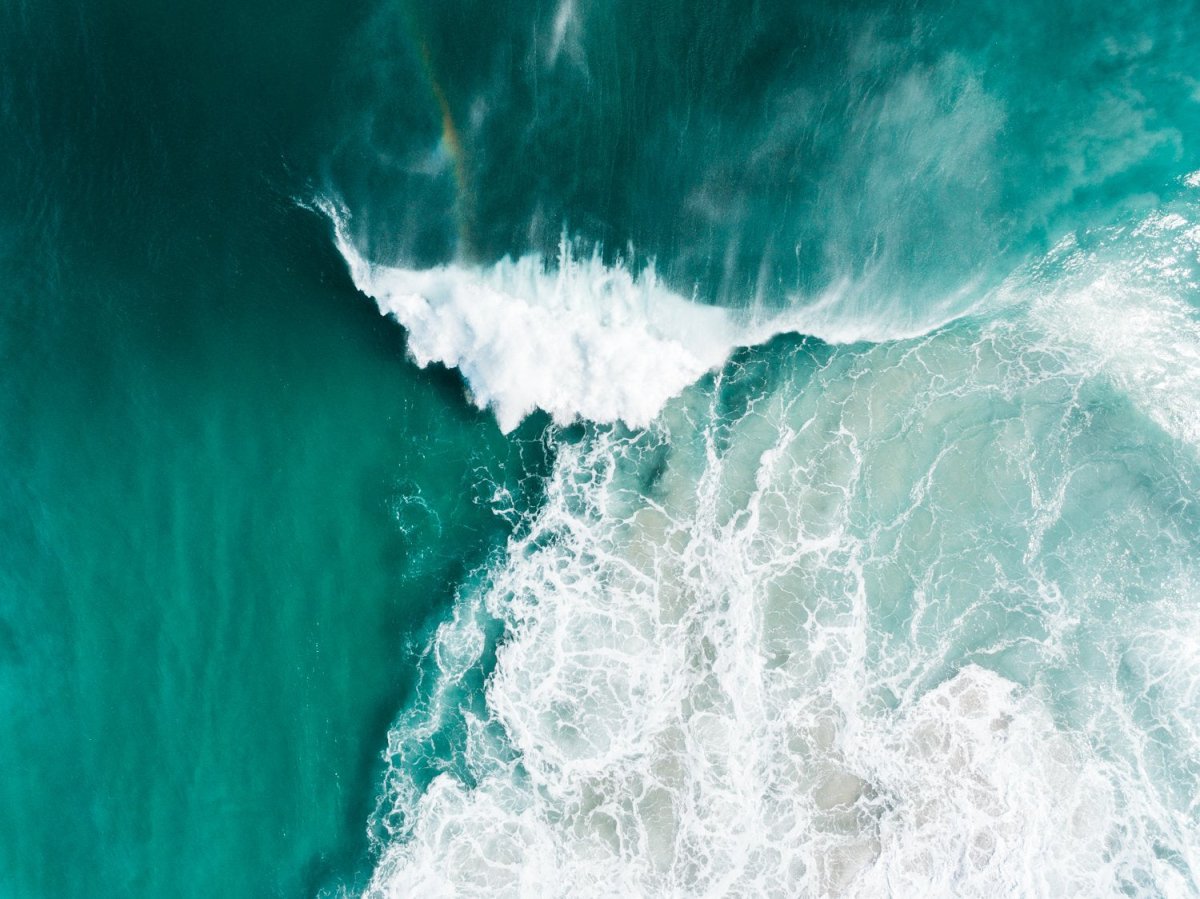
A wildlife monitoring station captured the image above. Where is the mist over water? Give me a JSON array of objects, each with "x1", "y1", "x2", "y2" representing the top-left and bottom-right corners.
[{"x1": 330, "y1": 0, "x2": 1200, "y2": 320}]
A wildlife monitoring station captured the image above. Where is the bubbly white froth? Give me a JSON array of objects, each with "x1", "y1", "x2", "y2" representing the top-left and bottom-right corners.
[
  {"x1": 325, "y1": 200, "x2": 969, "y2": 432},
  {"x1": 365, "y1": 325, "x2": 1200, "y2": 897},
  {"x1": 343, "y1": 194, "x2": 1200, "y2": 897},
  {"x1": 347, "y1": 247, "x2": 742, "y2": 433},
  {"x1": 1027, "y1": 211, "x2": 1200, "y2": 451}
]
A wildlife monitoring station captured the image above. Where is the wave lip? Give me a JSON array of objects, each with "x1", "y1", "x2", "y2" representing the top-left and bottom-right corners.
[
  {"x1": 325, "y1": 202, "x2": 971, "y2": 432},
  {"x1": 329, "y1": 221, "x2": 741, "y2": 432}
]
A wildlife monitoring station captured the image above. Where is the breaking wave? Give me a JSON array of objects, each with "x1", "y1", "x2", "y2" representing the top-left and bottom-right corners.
[
  {"x1": 346, "y1": 186, "x2": 1200, "y2": 896},
  {"x1": 325, "y1": 199, "x2": 975, "y2": 432}
]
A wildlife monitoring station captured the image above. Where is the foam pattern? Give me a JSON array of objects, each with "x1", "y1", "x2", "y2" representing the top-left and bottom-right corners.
[{"x1": 357, "y1": 190, "x2": 1200, "y2": 898}]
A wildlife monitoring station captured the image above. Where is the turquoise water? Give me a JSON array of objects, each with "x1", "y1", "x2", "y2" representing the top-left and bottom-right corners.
[
  {"x1": 5, "y1": 0, "x2": 1200, "y2": 896},
  {"x1": 0, "y1": 2, "x2": 539, "y2": 894}
]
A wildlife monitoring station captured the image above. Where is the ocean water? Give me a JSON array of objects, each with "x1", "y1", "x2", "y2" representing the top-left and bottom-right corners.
[
  {"x1": 5, "y1": 0, "x2": 1200, "y2": 896},
  {"x1": 0, "y1": 2, "x2": 538, "y2": 894}
]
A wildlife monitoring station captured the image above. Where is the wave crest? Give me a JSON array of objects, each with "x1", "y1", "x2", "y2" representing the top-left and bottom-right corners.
[{"x1": 324, "y1": 200, "x2": 971, "y2": 432}]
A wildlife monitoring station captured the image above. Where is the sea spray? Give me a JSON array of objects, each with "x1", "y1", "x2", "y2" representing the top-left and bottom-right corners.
[{"x1": 325, "y1": 200, "x2": 983, "y2": 432}]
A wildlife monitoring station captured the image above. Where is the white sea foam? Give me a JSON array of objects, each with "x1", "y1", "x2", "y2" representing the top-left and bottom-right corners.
[
  {"x1": 323, "y1": 200, "x2": 968, "y2": 433},
  {"x1": 1025, "y1": 207, "x2": 1200, "y2": 451},
  {"x1": 341, "y1": 190, "x2": 1200, "y2": 898},
  {"x1": 337, "y1": 239, "x2": 742, "y2": 433},
  {"x1": 363, "y1": 277, "x2": 1200, "y2": 895}
]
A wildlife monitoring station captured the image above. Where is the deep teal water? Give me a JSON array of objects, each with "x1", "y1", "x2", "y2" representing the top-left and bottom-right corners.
[
  {"x1": 0, "y1": 2, "x2": 545, "y2": 895},
  {"x1": 5, "y1": 0, "x2": 1200, "y2": 896}
]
